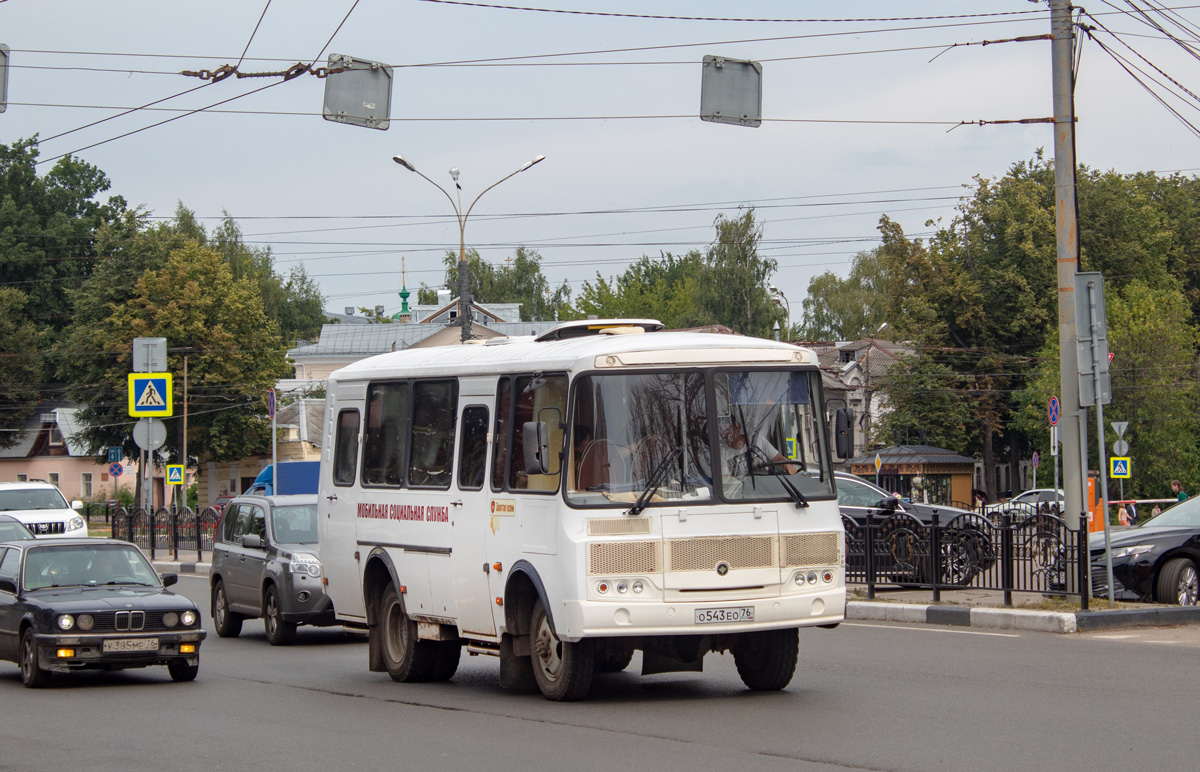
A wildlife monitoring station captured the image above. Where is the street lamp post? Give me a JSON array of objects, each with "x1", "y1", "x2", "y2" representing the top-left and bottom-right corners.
[
  {"x1": 768, "y1": 285, "x2": 790, "y2": 341},
  {"x1": 393, "y1": 154, "x2": 545, "y2": 343}
]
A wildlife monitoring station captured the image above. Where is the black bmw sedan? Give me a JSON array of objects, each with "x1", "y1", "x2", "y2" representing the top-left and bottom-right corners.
[
  {"x1": 1091, "y1": 496, "x2": 1200, "y2": 605},
  {"x1": 0, "y1": 538, "x2": 206, "y2": 688}
]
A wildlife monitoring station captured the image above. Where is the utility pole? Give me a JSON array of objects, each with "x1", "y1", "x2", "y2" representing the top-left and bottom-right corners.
[{"x1": 1051, "y1": 0, "x2": 1087, "y2": 543}]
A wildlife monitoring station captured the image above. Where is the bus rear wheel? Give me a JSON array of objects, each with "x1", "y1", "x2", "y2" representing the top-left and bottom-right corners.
[
  {"x1": 732, "y1": 628, "x2": 798, "y2": 691},
  {"x1": 379, "y1": 584, "x2": 436, "y2": 682},
  {"x1": 530, "y1": 599, "x2": 594, "y2": 701}
]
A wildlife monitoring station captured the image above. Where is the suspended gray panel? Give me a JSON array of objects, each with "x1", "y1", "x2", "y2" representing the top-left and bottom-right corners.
[
  {"x1": 700, "y1": 55, "x2": 762, "y2": 128},
  {"x1": 0, "y1": 45, "x2": 9, "y2": 113},
  {"x1": 322, "y1": 53, "x2": 393, "y2": 131}
]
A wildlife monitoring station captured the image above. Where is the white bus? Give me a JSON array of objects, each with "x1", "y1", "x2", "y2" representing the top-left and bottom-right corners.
[{"x1": 317, "y1": 319, "x2": 848, "y2": 701}]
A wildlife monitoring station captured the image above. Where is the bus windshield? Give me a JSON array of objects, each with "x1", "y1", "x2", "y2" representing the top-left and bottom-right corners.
[{"x1": 566, "y1": 369, "x2": 834, "y2": 508}]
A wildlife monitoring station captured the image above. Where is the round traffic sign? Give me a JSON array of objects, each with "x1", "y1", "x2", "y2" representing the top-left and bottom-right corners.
[
  {"x1": 1032, "y1": 451, "x2": 1039, "y2": 469},
  {"x1": 1113, "y1": 439, "x2": 1129, "y2": 456},
  {"x1": 109, "y1": 462, "x2": 123, "y2": 477},
  {"x1": 267, "y1": 388, "x2": 276, "y2": 419},
  {"x1": 1048, "y1": 396, "x2": 1060, "y2": 426},
  {"x1": 132, "y1": 417, "x2": 166, "y2": 451}
]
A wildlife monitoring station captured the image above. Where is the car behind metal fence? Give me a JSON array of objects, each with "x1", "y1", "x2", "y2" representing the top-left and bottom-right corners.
[{"x1": 844, "y1": 506, "x2": 1091, "y2": 610}]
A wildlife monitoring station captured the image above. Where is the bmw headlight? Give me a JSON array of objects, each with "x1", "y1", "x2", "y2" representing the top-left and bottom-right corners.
[
  {"x1": 1111, "y1": 544, "x2": 1156, "y2": 560},
  {"x1": 181, "y1": 610, "x2": 198, "y2": 627},
  {"x1": 290, "y1": 553, "x2": 322, "y2": 578},
  {"x1": 68, "y1": 516, "x2": 85, "y2": 531},
  {"x1": 57, "y1": 614, "x2": 75, "y2": 630},
  {"x1": 163, "y1": 612, "x2": 179, "y2": 628}
]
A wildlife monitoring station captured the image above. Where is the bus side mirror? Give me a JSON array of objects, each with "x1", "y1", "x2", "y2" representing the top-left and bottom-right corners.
[
  {"x1": 523, "y1": 421, "x2": 550, "y2": 475},
  {"x1": 834, "y1": 407, "x2": 853, "y2": 460}
]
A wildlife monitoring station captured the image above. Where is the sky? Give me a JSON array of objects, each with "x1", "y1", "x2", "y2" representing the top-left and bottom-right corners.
[{"x1": 3, "y1": 1, "x2": 1200, "y2": 328}]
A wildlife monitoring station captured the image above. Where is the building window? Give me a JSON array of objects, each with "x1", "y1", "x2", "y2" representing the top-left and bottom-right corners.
[
  {"x1": 81, "y1": 473, "x2": 93, "y2": 498},
  {"x1": 49, "y1": 426, "x2": 64, "y2": 446},
  {"x1": 16, "y1": 474, "x2": 27, "y2": 483},
  {"x1": 48, "y1": 473, "x2": 60, "y2": 487}
]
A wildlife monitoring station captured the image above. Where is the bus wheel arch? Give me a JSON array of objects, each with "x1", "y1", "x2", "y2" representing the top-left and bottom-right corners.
[
  {"x1": 363, "y1": 551, "x2": 400, "y2": 673},
  {"x1": 504, "y1": 561, "x2": 553, "y2": 638}
]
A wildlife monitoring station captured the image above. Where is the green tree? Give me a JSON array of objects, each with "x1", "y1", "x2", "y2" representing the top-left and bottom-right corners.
[
  {"x1": 574, "y1": 251, "x2": 704, "y2": 328},
  {"x1": 1013, "y1": 280, "x2": 1200, "y2": 499},
  {"x1": 874, "y1": 352, "x2": 975, "y2": 453},
  {"x1": 797, "y1": 248, "x2": 890, "y2": 340},
  {"x1": 0, "y1": 289, "x2": 44, "y2": 448},
  {"x1": 60, "y1": 241, "x2": 291, "y2": 464},
  {"x1": 693, "y1": 211, "x2": 783, "y2": 337},
  {"x1": 0, "y1": 137, "x2": 127, "y2": 333},
  {"x1": 432, "y1": 246, "x2": 571, "y2": 321}
]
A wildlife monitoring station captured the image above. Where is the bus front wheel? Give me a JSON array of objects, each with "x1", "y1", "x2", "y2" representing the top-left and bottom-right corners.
[
  {"x1": 530, "y1": 599, "x2": 594, "y2": 701},
  {"x1": 732, "y1": 628, "x2": 798, "y2": 691}
]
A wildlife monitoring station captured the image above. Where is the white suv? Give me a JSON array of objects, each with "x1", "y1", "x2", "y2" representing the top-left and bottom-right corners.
[{"x1": 0, "y1": 482, "x2": 88, "y2": 538}]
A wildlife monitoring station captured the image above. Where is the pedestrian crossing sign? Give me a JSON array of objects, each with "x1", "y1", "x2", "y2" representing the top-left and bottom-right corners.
[
  {"x1": 167, "y1": 464, "x2": 184, "y2": 485},
  {"x1": 128, "y1": 373, "x2": 173, "y2": 417},
  {"x1": 1110, "y1": 457, "x2": 1131, "y2": 479}
]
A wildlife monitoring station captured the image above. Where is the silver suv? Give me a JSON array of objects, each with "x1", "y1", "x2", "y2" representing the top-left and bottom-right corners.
[
  {"x1": 208, "y1": 494, "x2": 335, "y2": 645},
  {"x1": 0, "y1": 482, "x2": 88, "y2": 538}
]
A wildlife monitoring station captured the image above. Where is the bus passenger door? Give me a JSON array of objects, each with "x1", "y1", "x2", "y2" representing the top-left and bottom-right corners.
[
  {"x1": 319, "y1": 398, "x2": 367, "y2": 624},
  {"x1": 451, "y1": 390, "x2": 498, "y2": 639}
]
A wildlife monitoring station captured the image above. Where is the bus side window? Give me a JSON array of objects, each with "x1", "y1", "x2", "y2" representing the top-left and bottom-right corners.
[
  {"x1": 363, "y1": 382, "x2": 410, "y2": 487},
  {"x1": 333, "y1": 409, "x2": 360, "y2": 486},
  {"x1": 457, "y1": 406, "x2": 489, "y2": 491},
  {"x1": 491, "y1": 378, "x2": 512, "y2": 492},
  {"x1": 509, "y1": 374, "x2": 566, "y2": 492},
  {"x1": 410, "y1": 380, "x2": 458, "y2": 489}
]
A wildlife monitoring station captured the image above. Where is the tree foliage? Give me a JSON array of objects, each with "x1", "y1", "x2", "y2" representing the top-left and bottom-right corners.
[
  {"x1": 60, "y1": 241, "x2": 291, "y2": 463},
  {"x1": 797, "y1": 248, "x2": 890, "y2": 340},
  {"x1": 0, "y1": 137, "x2": 127, "y2": 333},
  {"x1": 423, "y1": 246, "x2": 571, "y2": 321},
  {"x1": 0, "y1": 289, "x2": 44, "y2": 448},
  {"x1": 873, "y1": 153, "x2": 1200, "y2": 497}
]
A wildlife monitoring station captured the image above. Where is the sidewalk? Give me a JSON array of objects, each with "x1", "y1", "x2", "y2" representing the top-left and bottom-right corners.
[
  {"x1": 847, "y1": 586, "x2": 1200, "y2": 634},
  {"x1": 148, "y1": 554, "x2": 1200, "y2": 636}
]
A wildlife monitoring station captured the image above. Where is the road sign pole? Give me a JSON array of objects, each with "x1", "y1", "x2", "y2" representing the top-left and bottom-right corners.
[{"x1": 1087, "y1": 280, "x2": 1114, "y2": 607}]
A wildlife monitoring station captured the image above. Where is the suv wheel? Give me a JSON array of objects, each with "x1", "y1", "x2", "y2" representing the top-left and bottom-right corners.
[
  {"x1": 264, "y1": 585, "x2": 297, "y2": 645},
  {"x1": 212, "y1": 579, "x2": 243, "y2": 638}
]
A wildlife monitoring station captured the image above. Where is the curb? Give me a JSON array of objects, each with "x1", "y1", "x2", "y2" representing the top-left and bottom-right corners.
[
  {"x1": 847, "y1": 600, "x2": 1200, "y2": 634},
  {"x1": 153, "y1": 561, "x2": 208, "y2": 575}
]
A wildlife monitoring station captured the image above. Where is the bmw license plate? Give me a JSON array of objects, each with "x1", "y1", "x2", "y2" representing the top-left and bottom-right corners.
[
  {"x1": 694, "y1": 606, "x2": 754, "y2": 624},
  {"x1": 103, "y1": 638, "x2": 158, "y2": 653}
]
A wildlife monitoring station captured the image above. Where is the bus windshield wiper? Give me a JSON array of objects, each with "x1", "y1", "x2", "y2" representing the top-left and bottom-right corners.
[
  {"x1": 750, "y1": 447, "x2": 809, "y2": 509},
  {"x1": 628, "y1": 446, "x2": 683, "y2": 516}
]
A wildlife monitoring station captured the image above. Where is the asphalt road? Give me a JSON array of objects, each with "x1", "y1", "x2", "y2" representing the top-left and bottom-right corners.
[{"x1": 1, "y1": 575, "x2": 1193, "y2": 772}]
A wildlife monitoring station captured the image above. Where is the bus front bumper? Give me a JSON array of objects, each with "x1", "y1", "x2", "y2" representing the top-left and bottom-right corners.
[{"x1": 559, "y1": 588, "x2": 846, "y2": 641}]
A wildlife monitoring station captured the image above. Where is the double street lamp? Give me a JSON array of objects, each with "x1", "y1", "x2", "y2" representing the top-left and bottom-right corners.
[
  {"x1": 393, "y1": 153, "x2": 546, "y2": 343},
  {"x1": 768, "y1": 285, "x2": 790, "y2": 341}
]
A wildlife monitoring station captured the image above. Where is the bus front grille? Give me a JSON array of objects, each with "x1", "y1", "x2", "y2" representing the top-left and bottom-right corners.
[
  {"x1": 780, "y1": 532, "x2": 841, "y2": 568},
  {"x1": 587, "y1": 540, "x2": 662, "y2": 575},
  {"x1": 666, "y1": 536, "x2": 777, "y2": 572},
  {"x1": 587, "y1": 517, "x2": 653, "y2": 536}
]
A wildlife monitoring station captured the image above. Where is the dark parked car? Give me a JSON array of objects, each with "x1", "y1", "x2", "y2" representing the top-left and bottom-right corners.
[
  {"x1": 209, "y1": 495, "x2": 335, "y2": 645},
  {"x1": 0, "y1": 538, "x2": 206, "y2": 688},
  {"x1": 836, "y1": 472, "x2": 995, "y2": 585},
  {"x1": 0, "y1": 515, "x2": 35, "y2": 542},
  {"x1": 1090, "y1": 496, "x2": 1200, "y2": 605}
]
